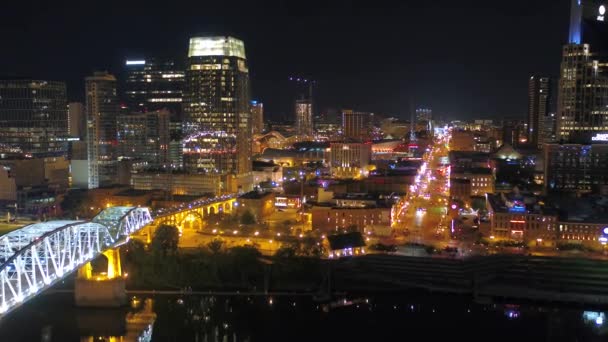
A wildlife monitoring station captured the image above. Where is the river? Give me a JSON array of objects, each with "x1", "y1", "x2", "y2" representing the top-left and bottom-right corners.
[{"x1": 0, "y1": 291, "x2": 606, "y2": 341}]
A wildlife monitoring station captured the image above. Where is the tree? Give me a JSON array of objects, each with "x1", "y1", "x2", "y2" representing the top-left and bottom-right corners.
[
  {"x1": 228, "y1": 246, "x2": 263, "y2": 288},
  {"x1": 60, "y1": 189, "x2": 92, "y2": 218},
  {"x1": 151, "y1": 224, "x2": 179, "y2": 257},
  {"x1": 240, "y1": 210, "x2": 256, "y2": 225},
  {"x1": 207, "y1": 238, "x2": 225, "y2": 255},
  {"x1": 300, "y1": 236, "x2": 324, "y2": 257},
  {"x1": 274, "y1": 245, "x2": 297, "y2": 259}
]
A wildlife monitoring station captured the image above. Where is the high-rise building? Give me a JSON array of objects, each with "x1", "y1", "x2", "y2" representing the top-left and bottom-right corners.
[
  {"x1": 527, "y1": 76, "x2": 551, "y2": 147},
  {"x1": 68, "y1": 102, "x2": 85, "y2": 139},
  {"x1": 295, "y1": 99, "x2": 313, "y2": 138},
  {"x1": 182, "y1": 36, "x2": 252, "y2": 192},
  {"x1": 342, "y1": 109, "x2": 372, "y2": 141},
  {"x1": 123, "y1": 58, "x2": 184, "y2": 119},
  {"x1": 415, "y1": 108, "x2": 432, "y2": 122},
  {"x1": 0, "y1": 80, "x2": 67, "y2": 155},
  {"x1": 251, "y1": 100, "x2": 264, "y2": 135},
  {"x1": 540, "y1": 112, "x2": 557, "y2": 144},
  {"x1": 557, "y1": 0, "x2": 608, "y2": 141},
  {"x1": 544, "y1": 142, "x2": 608, "y2": 195},
  {"x1": 85, "y1": 72, "x2": 119, "y2": 189},
  {"x1": 117, "y1": 110, "x2": 170, "y2": 166}
]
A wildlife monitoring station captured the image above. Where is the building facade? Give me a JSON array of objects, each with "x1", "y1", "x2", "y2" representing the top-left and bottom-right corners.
[
  {"x1": 329, "y1": 142, "x2": 371, "y2": 179},
  {"x1": 117, "y1": 110, "x2": 170, "y2": 166},
  {"x1": 450, "y1": 167, "x2": 494, "y2": 196},
  {"x1": 295, "y1": 99, "x2": 313, "y2": 138},
  {"x1": 556, "y1": 44, "x2": 608, "y2": 140},
  {"x1": 68, "y1": 102, "x2": 85, "y2": 139},
  {"x1": 342, "y1": 109, "x2": 372, "y2": 141},
  {"x1": 311, "y1": 205, "x2": 391, "y2": 235},
  {"x1": 85, "y1": 72, "x2": 119, "y2": 189},
  {"x1": 528, "y1": 76, "x2": 551, "y2": 147},
  {"x1": 182, "y1": 36, "x2": 252, "y2": 192},
  {"x1": 250, "y1": 100, "x2": 264, "y2": 135},
  {"x1": 123, "y1": 58, "x2": 184, "y2": 119},
  {"x1": 540, "y1": 112, "x2": 557, "y2": 145},
  {"x1": 132, "y1": 172, "x2": 224, "y2": 196},
  {"x1": 557, "y1": 1, "x2": 608, "y2": 140},
  {"x1": 0, "y1": 80, "x2": 67, "y2": 156},
  {"x1": 544, "y1": 142, "x2": 608, "y2": 194}
]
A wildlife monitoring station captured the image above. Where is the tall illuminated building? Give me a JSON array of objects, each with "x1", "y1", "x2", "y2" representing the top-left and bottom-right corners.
[
  {"x1": 342, "y1": 109, "x2": 372, "y2": 141},
  {"x1": 295, "y1": 99, "x2": 313, "y2": 138},
  {"x1": 117, "y1": 110, "x2": 170, "y2": 166},
  {"x1": 251, "y1": 100, "x2": 264, "y2": 135},
  {"x1": 0, "y1": 79, "x2": 67, "y2": 155},
  {"x1": 557, "y1": 0, "x2": 608, "y2": 141},
  {"x1": 68, "y1": 102, "x2": 85, "y2": 139},
  {"x1": 182, "y1": 36, "x2": 252, "y2": 192},
  {"x1": 123, "y1": 58, "x2": 184, "y2": 119},
  {"x1": 86, "y1": 72, "x2": 119, "y2": 188},
  {"x1": 527, "y1": 76, "x2": 551, "y2": 147},
  {"x1": 540, "y1": 112, "x2": 557, "y2": 144},
  {"x1": 415, "y1": 108, "x2": 432, "y2": 122}
]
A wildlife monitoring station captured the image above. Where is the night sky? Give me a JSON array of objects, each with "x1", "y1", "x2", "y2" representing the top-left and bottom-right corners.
[{"x1": 0, "y1": 0, "x2": 570, "y2": 121}]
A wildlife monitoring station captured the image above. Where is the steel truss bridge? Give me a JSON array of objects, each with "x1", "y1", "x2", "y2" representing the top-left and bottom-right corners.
[{"x1": 0, "y1": 207, "x2": 152, "y2": 316}]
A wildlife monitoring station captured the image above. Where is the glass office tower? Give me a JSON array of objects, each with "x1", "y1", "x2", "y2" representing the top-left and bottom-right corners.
[
  {"x1": 182, "y1": 36, "x2": 252, "y2": 192},
  {"x1": 0, "y1": 80, "x2": 67, "y2": 155},
  {"x1": 85, "y1": 72, "x2": 119, "y2": 188},
  {"x1": 123, "y1": 58, "x2": 184, "y2": 119}
]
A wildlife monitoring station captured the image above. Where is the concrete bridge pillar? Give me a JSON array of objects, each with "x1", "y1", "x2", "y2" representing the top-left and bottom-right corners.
[{"x1": 75, "y1": 248, "x2": 127, "y2": 307}]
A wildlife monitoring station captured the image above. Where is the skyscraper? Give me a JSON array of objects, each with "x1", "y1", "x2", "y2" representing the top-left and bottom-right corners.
[
  {"x1": 415, "y1": 108, "x2": 432, "y2": 122},
  {"x1": 557, "y1": 0, "x2": 608, "y2": 141},
  {"x1": 295, "y1": 99, "x2": 313, "y2": 138},
  {"x1": 68, "y1": 102, "x2": 85, "y2": 139},
  {"x1": 527, "y1": 76, "x2": 551, "y2": 147},
  {"x1": 0, "y1": 80, "x2": 67, "y2": 155},
  {"x1": 540, "y1": 112, "x2": 557, "y2": 145},
  {"x1": 86, "y1": 72, "x2": 119, "y2": 189},
  {"x1": 123, "y1": 58, "x2": 184, "y2": 119},
  {"x1": 117, "y1": 110, "x2": 170, "y2": 166},
  {"x1": 250, "y1": 100, "x2": 264, "y2": 135},
  {"x1": 182, "y1": 36, "x2": 252, "y2": 192},
  {"x1": 342, "y1": 109, "x2": 372, "y2": 141}
]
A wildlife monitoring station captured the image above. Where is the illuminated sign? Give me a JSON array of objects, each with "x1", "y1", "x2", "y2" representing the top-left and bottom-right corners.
[
  {"x1": 126, "y1": 60, "x2": 145, "y2": 65},
  {"x1": 591, "y1": 133, "x2": 608, "y2": 142},
  {"x1": 599, "y1": 5, "x2": 606, "y2": 21},
  {"x1": 603, "y1": 227, "x2": 608, "y2": 235}
]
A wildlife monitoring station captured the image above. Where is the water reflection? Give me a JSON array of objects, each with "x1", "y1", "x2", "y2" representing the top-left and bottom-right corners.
[
  {"x1": 2, "y1": 293, "x2": 608, "y2": 341},
  {"x1": 79, "y1": 298, "x2": 156, "y2": 342}
]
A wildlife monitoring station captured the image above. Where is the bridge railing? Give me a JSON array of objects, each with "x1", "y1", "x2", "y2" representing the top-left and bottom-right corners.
[
  {"x1": 151, "y1": 194, "x2": 236, "y2": 220},
  {"x1": 0, "y1": 207, "x2": 153, "y2": 317}
]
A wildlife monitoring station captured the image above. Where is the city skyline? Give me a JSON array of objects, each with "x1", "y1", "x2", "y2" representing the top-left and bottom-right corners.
[{"x1": 0, "y1": 0, "x2": 572, "y2": 121}]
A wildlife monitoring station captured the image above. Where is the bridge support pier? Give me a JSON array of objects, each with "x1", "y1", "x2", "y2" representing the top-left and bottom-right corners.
[{"x1": 75, "y1": 248, "x2": 127, "y2": 307}]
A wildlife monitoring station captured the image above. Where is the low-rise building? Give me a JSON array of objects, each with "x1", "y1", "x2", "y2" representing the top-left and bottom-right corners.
[
  {"x1": 450, "y1": 178, "x2": 471, "y2": 205},
  {"x1": 448, "y1": 151, "x2": 491, "y2": 169},
  {"x1": 235, "y1": 191, "x2": 276, "y2": 222},
  {"x1": 132, "y1": 172, "x2": 224, "y2": 196},
  {"x1": 451, "y1": 167, "x2": 494, "y2": 196},
  {"x1": 252, "y1": 160, "x2": 282, "y2": 188},
  {"x1": 450, "y1": 130, "x2": 476, "y2": 151},
  {"x1": 486, "y1": 192, "x2": 558, "y2": 246},
  {"x1": 329, "y1": 141, "x2": 371, "y2": 179},
  {"x1": 311, "y1": 192, "x2": 392, "y2": 235},
  {"x1": 486, "y1": 192, "x2": 608, "y2": 249}
]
